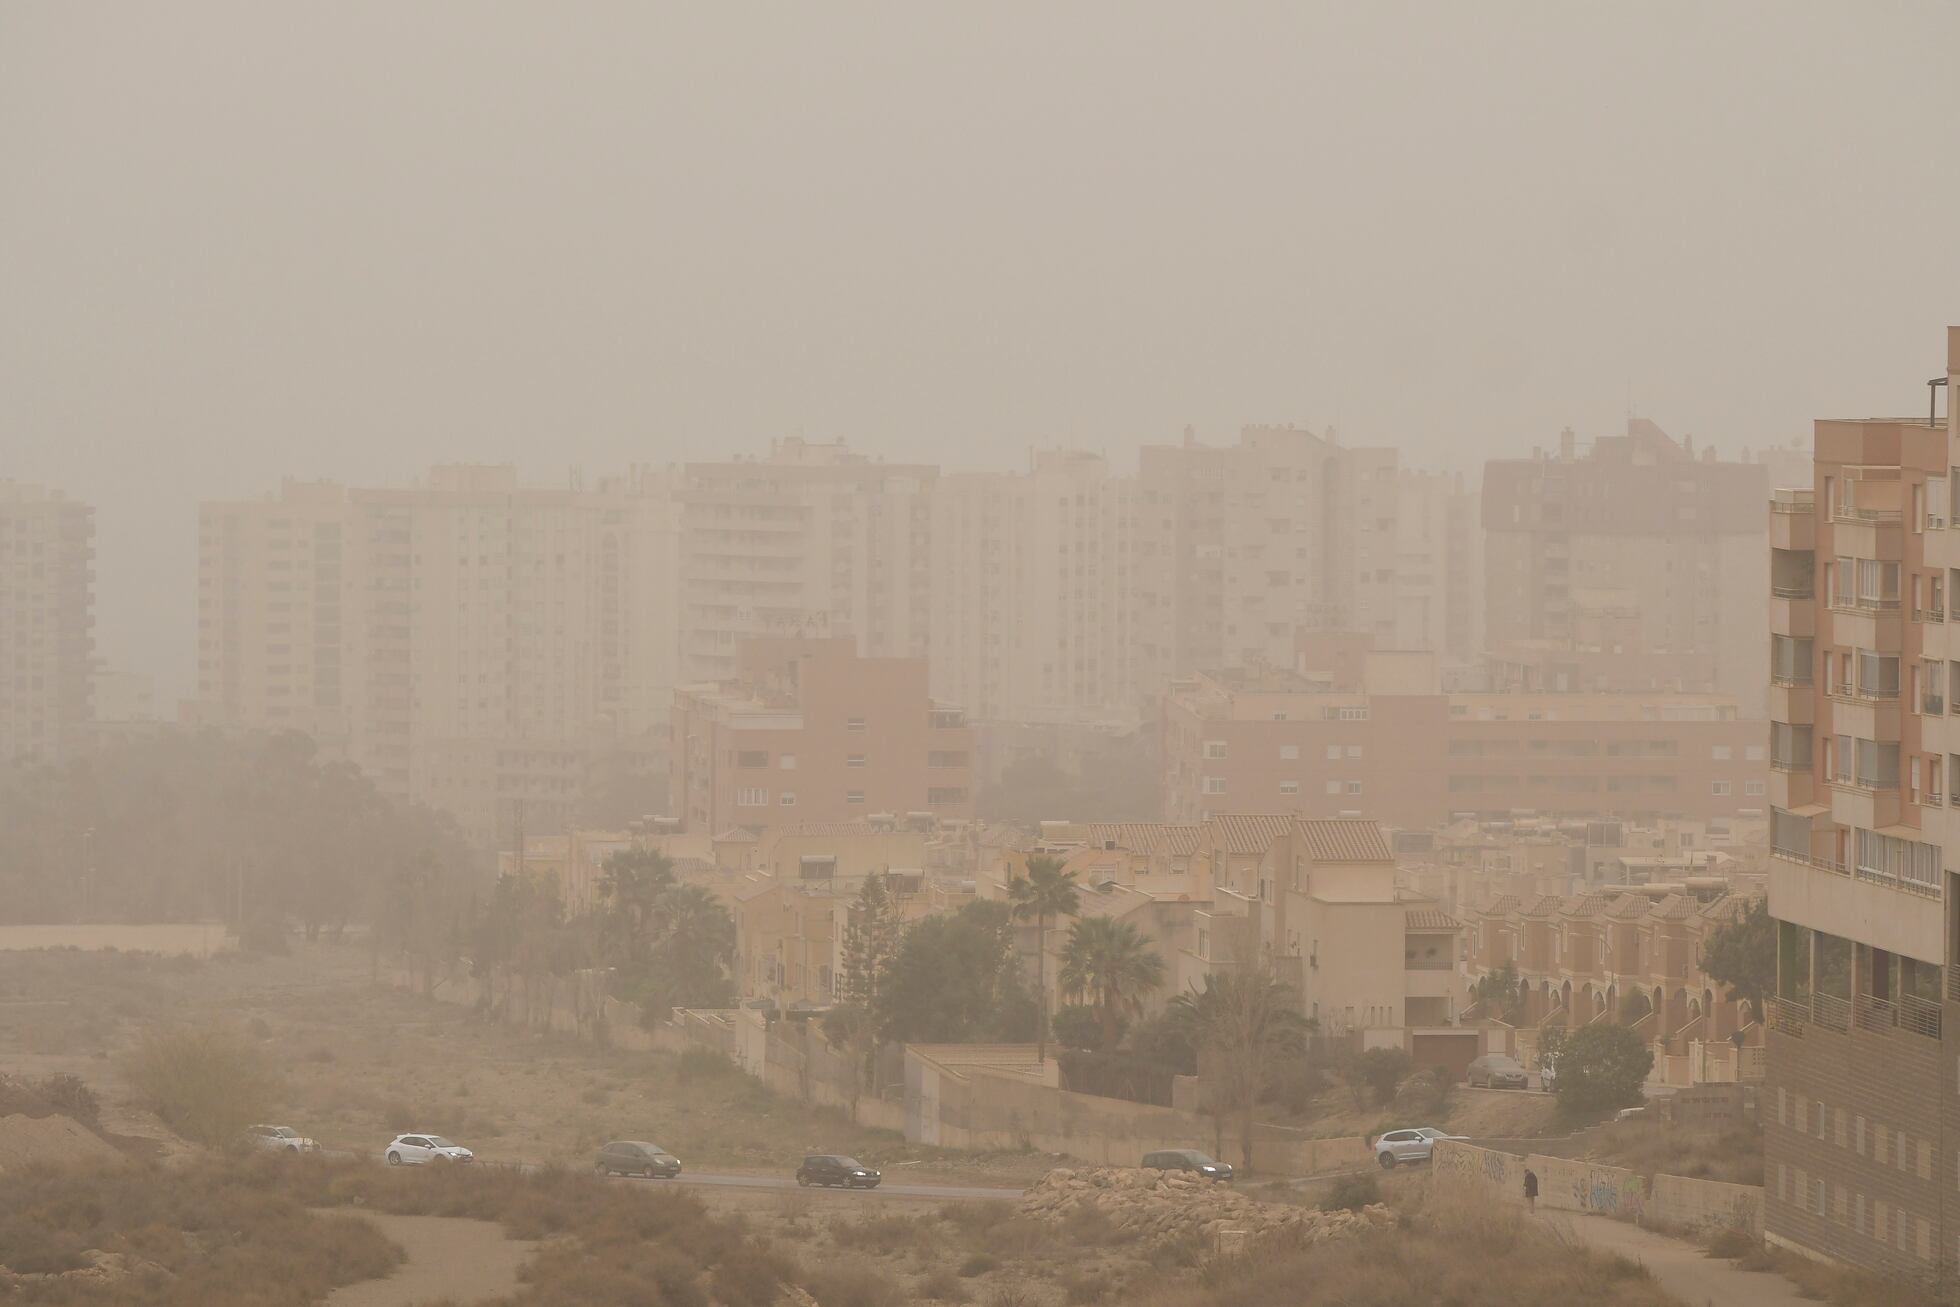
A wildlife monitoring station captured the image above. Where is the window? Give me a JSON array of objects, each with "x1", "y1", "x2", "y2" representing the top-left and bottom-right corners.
[
  {"x1": 1771, "y1": 635, "x2": 1812, "y2": 684},
  {"x1": 1279, "y1": 780, "x2": 1300, "y2": 795},
  {"x1": 1325, "y1": 744, "x2": 1341, "y2": 761},
  {"x1": 846, "y1": 790, "x2": 864, "y2": 804},
  {"x1": 1346, "y1": 744, "x2": 1362, "y2": 759},
  {"x1": 737, "y1": 750, "x2": 769, "y2": 768},
  {"x1": 736, "y1": 787, "x2": 768, "y2": 807},
  {"x1": 1325, "y1": 780, "x2": 1341, "y2": 795},
  {"x1": 1712, "y1": 745, "x2": 1732, "y2": 761},
  {"x1": 1711, "y1": 781, "x2": 1731, "y2": 797},
  {"x1": 1204, "y1": 740, "x2": 1228, "y2": 760},
  {"x1": 1746, "y1": 744, "x2": 1765, "y2": 761},
  {"x1": 1930, "y1": 478, "x2": 1948, "y2": 530},
  {"x1": 779, "y1": 753, "x2": 797, "y2": 769},
  {"x1": 846, "y1": 716, "x2": 866, "y2": 731},
  {"x1": 1279, "y1": 744, "x2": 1300, "y2": 761},
  {"x1": 1858, "y1": 650, "x2": 1900, "y2": 698},
  {"x1": 927, "y1": 787, "x2": 967, "y2": 805},
  {"x1": 1203, "y1": 776, "x2": 1226, "y2": 795},
  {"x1": 846, "y1": 754, "x2": 866, "y2": 768},
  {"x1": 779, "y1": 792, "x2": 797, "y2": 806},
  {"x1": 1746, "y1": 780, "x2": 1765, "y2": 796},
  {"x1": 1925, "y1": 661, "x2": 1946, "y2": 715},
  {"x1": 1346, "y1": 781, "x2": 1363, "y2": 795}
]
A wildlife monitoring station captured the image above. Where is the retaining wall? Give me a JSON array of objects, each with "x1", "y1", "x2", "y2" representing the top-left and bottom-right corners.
[{"x1": 1434, "y1": 1139, "x2": 1762, "y2": 1234}]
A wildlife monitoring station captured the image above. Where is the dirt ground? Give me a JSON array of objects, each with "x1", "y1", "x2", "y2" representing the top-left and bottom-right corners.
[
  {"x1": 321, "y1": 1212, "x2": 537, "y2": 1307},
  {"x1": 1276, "y1": 1081, "x2": 1563, "y2": 1142},
  {"x1": 0, "y1": 943, "x2": 1055, "y2": 1187}
]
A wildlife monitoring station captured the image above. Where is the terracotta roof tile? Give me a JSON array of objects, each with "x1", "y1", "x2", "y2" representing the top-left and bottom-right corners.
[
  {"x1": 1560, "y1": 895, "x2": 1608, "y2": 918},
  {"x1": 1520, "y1": 894, "x2": 1562, "y2": 917},
  {"x1": 1405, "y1": 907, "x2": 1463, "y2": 931},
  {"x1": 1208, "y1": 814, "x2": 1297, "y2": 855},
  {"x1": 1476, "y1": 894, "x2": 1520, "y2": 917},
  {"x1": 1605, "y1": 894, "x2": 1652, "y2": 920},
  {"x1": 1294, "y1": 818, "x2": 1393, "y2": 863}
]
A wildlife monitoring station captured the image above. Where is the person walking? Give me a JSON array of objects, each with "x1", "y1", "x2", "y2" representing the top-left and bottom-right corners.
[{"x1": 1523, "y1": 1167, "x2": 1539, "y2": 1214}]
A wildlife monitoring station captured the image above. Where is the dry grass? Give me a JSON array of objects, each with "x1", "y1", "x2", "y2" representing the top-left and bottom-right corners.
[
  {"x1": 1699, "y1": 1227, "x2": 1955, "y2": 1307},
  {"x1": 1583, "y1": 1116, "x2": 1763, "y2": 1185}
]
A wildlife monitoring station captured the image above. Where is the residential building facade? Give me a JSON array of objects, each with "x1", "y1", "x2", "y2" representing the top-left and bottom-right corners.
[
  {"x1": 0, "y1": 481, "x2": 94, "y2": 768},
  {"x1": 1483, "y1": 420, "x2": 1771, "y2": 714},
  {"x1": 1764, "y1": 333, "x2": 1960, "y2": 1274},
  {"x1": 1163, "y1": 648, "x2": 1765, "y2": 829},
  {"x1": 670, "y1": 638, "x2": 974, "y2": 835}
]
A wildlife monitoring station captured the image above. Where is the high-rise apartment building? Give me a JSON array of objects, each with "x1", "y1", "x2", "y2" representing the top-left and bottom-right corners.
[
  {"x1": 929, "y1": 450, "x2": 1137, "y2": 725},
  {"x1": 1763, "y1": 330, "x2": 1960, "y2": 1274},
  {"x1": 670, "y1": 638, "x2": 973, "y2": 835},
  {"x1": 1483, "y1": 420, "x2": 1771, "y2": 714},
  {"x1": 677, "y1": 439, "x2": 934, "y2": 686},
  {"x1": 0, "y1": 481, "x2": 94, "y2": 768},
  {"x1": 197, "y1": 465, "x2": 679, "y2": 846},
  {"x1": 1134, "y1": 427, "x2": 1481, "y2": 702}
]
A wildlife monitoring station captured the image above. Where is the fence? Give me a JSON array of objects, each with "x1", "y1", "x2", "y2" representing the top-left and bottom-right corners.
[{"x1": 1433, "y1": 1139, "x2": 1762, "y2": 1236}]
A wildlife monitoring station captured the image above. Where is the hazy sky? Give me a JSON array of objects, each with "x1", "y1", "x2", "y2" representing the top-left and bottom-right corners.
[{"x1": 6, "y1": 2, "x2": 1960, "y2": 703}]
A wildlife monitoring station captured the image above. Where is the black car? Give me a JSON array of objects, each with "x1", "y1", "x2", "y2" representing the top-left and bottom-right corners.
[
  {"x1": 796, "y1": 1154, "x2": 882, "y2": 1189},
  {"x1": 1143, "y1": 1149, "x2": 1234, "y2": 1182},
  {"x1": 594, "y1": 1140, "x2": 682, "y2": 1179}
]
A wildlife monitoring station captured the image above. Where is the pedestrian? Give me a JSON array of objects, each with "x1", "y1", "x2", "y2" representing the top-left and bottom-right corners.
[{"x1": 1523, "y1": 1167, "x2": 1538, "y2": 1214}]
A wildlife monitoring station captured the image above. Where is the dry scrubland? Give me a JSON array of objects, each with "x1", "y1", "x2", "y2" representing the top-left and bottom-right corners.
[
  {"x1": 0, "y1": 944, "x2": 1043, "y2": 1185},
  {"x1": 0, "y1": 1154, "x2": 1684, "y2": 1307}
]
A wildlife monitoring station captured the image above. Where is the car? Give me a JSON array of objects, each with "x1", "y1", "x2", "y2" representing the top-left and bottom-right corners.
[
  {"x1": 1372, "y1": 1126, "x2": 1467, "y2": 1169},
  {"x1": 1142, "y1": 1149, "x2": 1234, "y2": 1182},
  {"x1": 795, "y1": 1154, "x2": 881, "y2": 1189},
  {"x1": 1614, "y1": 1105, "x2": 1648, "y2": 1122},
  {"x1": 246, "y1": 1124, "x2": 318, "y2": 1154},
  {"x1": 1467, "y1": 1054, "x2": 1530, "y2": 1090},
  {"x1": 595, "y1": 1140, "x2": 682, "y2": 1179},
  {"x1": 385, "y1": 1134, "x2": 474, "y2": 1166}
]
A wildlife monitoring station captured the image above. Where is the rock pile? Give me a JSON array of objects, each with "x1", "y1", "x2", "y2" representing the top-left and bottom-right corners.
[
  {"x1": 0, "y1": 1113, "x2": 124, "y2": 1174},
  {"x1": 1019, "y1": 1167, "x2": 1393, "y2": 1247}
]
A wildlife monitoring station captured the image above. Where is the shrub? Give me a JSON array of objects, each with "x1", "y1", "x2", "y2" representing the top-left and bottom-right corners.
[
  {"x1": 801, "y1": 1264, "x2": 909, "y2": 1307},
  {"x1": 123, "y1": 1025, "x2": 277, "y2": 1148},
  {"x1": 1052, "y1": 1003, "x2": 1109, "y2": 1051},
  {"x1": 238, "y1": 916, "x2": 290, "y2": 956},
  {"x1": 917, "y1": 1267, "x2": 970, "y2": 1302},
  {"x1": 1554, "y1": 1024, "x2": 1654, "y2": 1121},
  {"x1": 676, "y1": 1047, "x2": 739, "y2": 1083},
  {"x1": 1259, "y1": 1057, "x2": 1325, "y2": 1114},
  {"x1": 958, "y1": 1253, "x2": 1001, "y2": 1277},
  {"x1": 1705, "y1": 1226, "x2": 1757, "y2": 1260},
  {"x1": 1057, "y1": 1048, "x2": 1176, "y2": 1105},
  {"x1": 1392, "y1": 1065, "x2": 1455, "y2": 1117},
  {"x1": 1323, "y1": 1172, "x2": 1381, "y2": 1212}
]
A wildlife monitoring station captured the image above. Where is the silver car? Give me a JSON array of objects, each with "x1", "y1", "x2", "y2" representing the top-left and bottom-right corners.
[
  {"x1": 1372, "y1": 1126, "x2": 1465, "y2": 1169},
  {"x1": 246, "y1": 1123, "x2": 318, "y2": 1154},
  {"x1": 385, "y1": 1133, "x2": 474, "y2": 1166}
]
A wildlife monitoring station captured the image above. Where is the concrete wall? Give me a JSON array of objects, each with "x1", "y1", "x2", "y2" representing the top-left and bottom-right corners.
[{"x1": 1434, "y1": 1139, "x2": 1761, "y2": 1235}]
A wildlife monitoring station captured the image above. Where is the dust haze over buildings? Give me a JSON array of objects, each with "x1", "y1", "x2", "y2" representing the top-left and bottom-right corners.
[{"x1": 5, "y1": 3, "x2": 1960, "y2": 703}]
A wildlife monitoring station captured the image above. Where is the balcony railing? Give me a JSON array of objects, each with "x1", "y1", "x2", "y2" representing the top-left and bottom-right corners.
[
  {"x1": 1849, "y1": 685, "x2": 1900, "y2": 701},
  {"x1": 1835, "y1": 507, "x2": 1905, "y2": 523},
  {"x1": 1772, "y1": 584, "x2": 1815, "y2": 600},
  {"x1": 1900, "y1": 994, "x2": 1942, "y2": 1039},
  {"x1": 1770, "y1": 756, "x2": 1812, "y2": 772},
  {"x1": 1772, "y1": 848, "x2": 1846, "y2": 874},
  {"x1": 1850, "y1": 595, "x2": 1904, "y2": 611},
  {"x1": 1771, "y1": 672, "x2": 1814, "y2": 687},
  {"x1": 1769, "y1": 996, "x2": 1807, "y2": 1036},
  {"x1": 1812, "y1": 991, "x2": 1852, "y2": 1034},
  {"x1": 1771, "y1": 498, "x2": 1815, "y2": 515},
  {"x1": 1851, "y1": 862, "x2": 1942, "y2": 899}
]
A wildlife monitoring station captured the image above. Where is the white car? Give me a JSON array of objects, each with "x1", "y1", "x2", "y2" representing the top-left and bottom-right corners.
[
  {"x1": 385, "y1": 1133, "x2": 474, "y2": 1166},
  {"x1": 247, "y1": 1124, "x2": 318, "y2": 1154},
  {"x1": 1372, "y1": 1126, "x2": 1467, "y2": 1169}
]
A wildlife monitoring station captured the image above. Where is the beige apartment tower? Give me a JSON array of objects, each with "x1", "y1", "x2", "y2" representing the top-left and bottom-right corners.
[{"x1": 0, "y1": 481, "x2": 94, "y2": 768}]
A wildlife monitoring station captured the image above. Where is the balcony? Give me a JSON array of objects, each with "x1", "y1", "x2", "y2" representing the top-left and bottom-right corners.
[
  {"x1": 1770, "y1": 594, "x2": 1815, "y2": 638},
  {"x1": 1768, "y1": 847, "x2": 1943, "y2": 964},
  {"x1": 1769, "y1": 990, "x2": 1940, "y2": 1041},
  {"x1": 1770, "y1": 492, "x2": 1815, "y2": 551}
]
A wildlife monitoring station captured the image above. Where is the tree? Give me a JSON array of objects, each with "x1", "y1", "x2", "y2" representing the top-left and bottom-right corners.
[
  {"x1": 1008, "y1": 856, "x2": 1081, "y2": 1064},
  {"x1": 1470, "y1": 960, "x2": 1526, "y2": 1023},
  {"x1": 1701, "y1": 898, "x2": 1774, "y2": 1013},
  {"x1": 1169, "y1": 966, "x2": 1312, "y2": 1173},
  {"x1": 124, "y1": 1026, "x2": 278, "y2": 1149},
  {"x1": 1059, "y1": 917, "x2": 1167, "y2": 1052},
  {"x1": 1553, "y1": 1023, "x2": 1654, "y2": 1120},
  {"x1": 878, "y1": 901, "x2": 1029, "y2": 1045},
  {"x1": 1536, "y1": 1024, "x2": 1570, "y2": 1085},
  {"x1": 823, "y1": 872, "x2": 906, "y2": 1112},
  {"x1": 1335, "y1": 1046, "x2": 1412, "y2": 1110},
  {"x1": 1051, "y1": 1003, "x2": 1107, "y2": 1051}
]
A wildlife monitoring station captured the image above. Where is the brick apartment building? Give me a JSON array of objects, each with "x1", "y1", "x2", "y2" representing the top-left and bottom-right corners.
[
  {"x1": 1763, "y1": 329, "x2": 1960, "y2": 1273},
  {"x1": 1163, "y1": 644, "x2": 1766, "y2": 829},
  {"x1": 670, "y1": 638, "x2": 974, "y2": 835}
]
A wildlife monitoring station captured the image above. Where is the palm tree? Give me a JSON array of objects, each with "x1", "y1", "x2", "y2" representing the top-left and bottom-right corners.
[
  {"x1": 1060, "y1": 917, "x2": 1167, "y2": 1050},
  {"x1": 1169, "y1": 965, "x2": 1312, "y2": 1173},
  {"x1": 1008, "y1": 855, "x2": 1081, "y2": 1064}
]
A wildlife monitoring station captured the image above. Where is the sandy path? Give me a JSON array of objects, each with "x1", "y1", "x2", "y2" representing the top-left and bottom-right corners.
[
  {"x1": 1550, "y1": 1212, "x2": 1813, "y2": 1307},
  {"x1": 317, "y1": 1211, "x2": 538, "y2": 1307}
]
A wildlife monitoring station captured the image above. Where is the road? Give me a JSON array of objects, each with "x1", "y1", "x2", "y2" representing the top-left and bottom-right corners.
[{"x1": 638, "y1": 1170, "x2": 1024, "y2": 1202}]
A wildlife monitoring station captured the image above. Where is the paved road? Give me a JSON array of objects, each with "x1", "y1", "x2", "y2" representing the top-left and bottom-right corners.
[
  {"x1": 1550, "y1": 1212, "x2": 1813, "y2": 1307},
  {"x1": 621, "y1": 1170, "x2": 1024, "y2": 1202}
]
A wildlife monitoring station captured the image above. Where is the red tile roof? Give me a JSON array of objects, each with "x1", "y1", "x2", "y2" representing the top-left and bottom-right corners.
[
  {"x1": 1208, "y1": 814, "x2": 1297, "y2": 855},
  {"x1": 1295, "y1": 818, "x2": 1393, "y2": 863},
  {"x1": 1405, "y1": 907, "x2": 1463, "y2": 931},
  {"x1": 1605, "y1": 895, "x2": 1652, "y2": 920}
]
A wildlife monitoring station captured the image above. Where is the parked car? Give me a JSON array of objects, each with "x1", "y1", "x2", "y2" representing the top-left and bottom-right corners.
[
  {"x1": 1614, "y1": 1105, "x2": 1648, "y2": 1122},
  {"x1": 246, "y1": 1124, "x2": 318, "y2": 1154},
  {"x1": 795, "y1": 1155, "x2": 881, "y2": 1189},
  {"x1": 1142, "y1": 1149, "x2": 1234, "y2": 1182},
  {"x1": 595, "y1": 1140, "x2": 682, "y2": 1179},
  {"x1": 1467, "y1": 1054, "x2": 1530, "y2": 1090},
  {"x1": 385, "y1": 1134, "x2": 474, "y2": 1166},
  {"x1": 1372, "y1": 1126, "x2": 1467, "y2": 1169}
]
